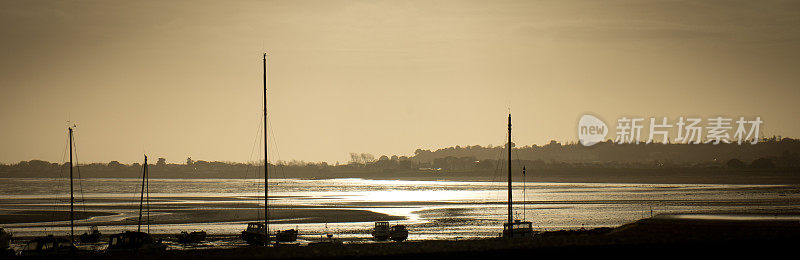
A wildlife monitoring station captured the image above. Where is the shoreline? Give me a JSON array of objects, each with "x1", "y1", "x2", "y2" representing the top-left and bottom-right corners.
[
  {"x1": 3, "y1": 167, "x2": 800, "y2": 185},
  {"x1": 1, "y1": 208, "x2": 404, "y2": 227},
  {"x1": 3, "y1": 176, "x2": 800, "y2": 185},
  {"x1": 6, "y1": 214, "x2": 800, "y2": 258}
]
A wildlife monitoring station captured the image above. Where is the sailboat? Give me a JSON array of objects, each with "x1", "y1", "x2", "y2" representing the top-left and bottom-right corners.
[
  {"x1": 241, "y1": 53, "x2": 298, "y2": 246},
  {"x1": 106, "y1": 155, "x2": 166, "y2": 253},
  {"x1": 176, "y1": 230, "x2": 207, "y2": 244},
  {"x1": 0, "y1": 228, "x2": 11, "y2": 250},
  {"x1": 501, "y1": 114, "x2": 533, "y2": 238},
  {"x1": 0, "y1": 227, "x2": 12, "y2": 256},
  {"x1": 20, "y1": 127, "x2": 80, "y2": 256},
  {"x1": 79, "y1": 226, "x2": 101, "y2": 243},
  {"x1": 371, "y1": 221, "x2": 408, "y2": 242}
]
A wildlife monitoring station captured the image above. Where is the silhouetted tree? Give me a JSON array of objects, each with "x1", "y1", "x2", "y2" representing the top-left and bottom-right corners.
[
  {"x1": 349, "y1": 153, "x2": 361, "y2": 165},
  {"x1": 157, "y1": 158, "x2": 167, "y2": 166},
  {"x1": 360, "y1": 153, "x2": 375, "y2": 163},
  {"x1": 726, "y1": 158, "x2": 746, "y2": 168},
  {"x1": 108, "y1": 161, "x2": 123, "y2": 168}
]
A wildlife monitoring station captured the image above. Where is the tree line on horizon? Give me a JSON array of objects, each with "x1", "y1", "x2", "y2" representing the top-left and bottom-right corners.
[{"x1": 2, "y1": 137, "x2": 799, "y2": 178}]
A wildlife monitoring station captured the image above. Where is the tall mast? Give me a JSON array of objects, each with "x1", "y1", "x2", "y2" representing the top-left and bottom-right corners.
[
  {"x1": 264, "y1": 53, "x2": 269, "y2": 245},
  {"x1": 146, "y1": 158, "x2": 150, "y2": 233},
  {"x1": 68, "y1": 127, "x2": 74, "y2": 242},
  {"x1": 138, "y1": 155, "x2": 147, "y2": 232},
  {"x1": 507, "y1": 114, "x2": 513, "y2": 224}
]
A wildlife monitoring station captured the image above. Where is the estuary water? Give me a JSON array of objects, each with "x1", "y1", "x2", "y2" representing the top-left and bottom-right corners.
[{"x1": 1, "y1": 178, "x2": 798, "y2": 246}]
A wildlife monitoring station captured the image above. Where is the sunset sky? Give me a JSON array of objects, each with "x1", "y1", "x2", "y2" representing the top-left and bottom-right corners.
[{"x1": 1, "y1": 0, "x2": 799, "y2": 164}]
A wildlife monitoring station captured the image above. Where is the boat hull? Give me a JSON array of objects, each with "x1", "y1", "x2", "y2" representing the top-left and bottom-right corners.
[
  {"x1": 79, "y1": 232, "x2": 101, "y2": 243},
  {"x1": 502, "y1": 221, "x2": 534, "y2": 238},
  {"x1": 0, "y1": 229, "x2": 10, "y2": 249},
  {"x1": 241, "y1": 231, "x2": 267, "y2": 245},
  {"x1": 20, "y1": 236, "x2": 79, "y2": 256},
  {"x1": 177, "y1": 231, "x2": 207, "y2": 244},
  {"x1": 276, "y1": 229, "x2": 298, "y2": 243},
  {"x1": 390, "y1": 225, "x2": 409, "y2": 242},
  {"x1": 107, "y1": 231, "x2": 166, "y2": 254}
]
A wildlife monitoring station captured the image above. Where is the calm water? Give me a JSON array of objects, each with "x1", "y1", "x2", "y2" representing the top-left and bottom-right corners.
[{"x1": 1, "y1": 178, "x2": 799, "y2": 246}]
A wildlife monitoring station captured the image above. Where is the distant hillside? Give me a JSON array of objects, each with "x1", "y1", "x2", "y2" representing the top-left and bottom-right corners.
[
  {"x1": 1, "y1": 138, "x2": 799, "y2": 182},
  {"x1": 409, "y1": 137, "x2": 800, "y2": 168}
]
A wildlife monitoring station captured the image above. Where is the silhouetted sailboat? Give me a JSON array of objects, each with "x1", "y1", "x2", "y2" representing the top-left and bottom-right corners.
[
  {"x1": 0, "y1": 228, "x2": 13, "y2": 256},
  {"x1": 371, "y1": 221, "x2": 390, "y2": 241},
  {"x1": 21, "y1": 127, "x2": 80, "y2": 256},
  {"x1": 389, "y1": 224, "x2": 408, "y2": 242},
  {"x1": 241, "y1": 53, "x2": 298, "y2": 246},
  {"x1": 502, "y1": 114, "x2": 533, "y2": 238},
  {"x1": 79, "y1": 226, "x2": 101, "y2": 243},
  {"x1": 371, "y1": 221, "x2": 408, "y2": 242},
  {"x1": 176, "y1": 230, "x2": 207, "y2": 244},
  {"x1": 106, "y1": 155, "x2": 166, "y2": 253}
]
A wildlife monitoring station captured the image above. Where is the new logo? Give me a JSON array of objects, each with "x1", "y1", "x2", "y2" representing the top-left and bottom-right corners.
[{"x1": 578, "y1": 114, "x2": 608, "y2": 146}]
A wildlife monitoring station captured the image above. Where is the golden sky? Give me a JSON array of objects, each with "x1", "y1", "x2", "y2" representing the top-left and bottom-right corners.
[{"x1": 1, "y1": 0, "x2": 799, "y2": 164}]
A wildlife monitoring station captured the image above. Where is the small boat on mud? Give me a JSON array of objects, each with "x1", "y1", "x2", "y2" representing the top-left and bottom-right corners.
[
  {"x1": 107, "y1": 231, "x2": 165, "y2": 253},
  {"x1": 176, "y1": 230, "x2": 207, "y2": 244},
  {"x1": 372, "y1": 221, "x2": 408, "y2": 242},
  {"x1": 241, "y1": 54, "x2": 300, "y2": 246},
  {"x1": 0, "y1": 228, "x2": 13, "y2": 256},
  {"x1": 107, "y1": 156, "x2": 165, "y2": 253},
  {"x1": 503, "y1": 220, "x2": 533, "y2": 238},
  {"x1": 20, "y1": 235, "x2": 79, "y2": 256},
  {"x1": 372, "y1": 221, "x2": 390, "y2": 240},
  {"x1": 500, "y1": 114, "x2": 534, "y2": 239},
  {"x1": 390, "y1": 225, "x2": 409, "y2": 242},
  {"x1": 23, "y1": 127, "x2": 82, "y2": 256},
  {"x1": 242, "y1": 222, "x2": 267, "y2": 245},
  {"x1": 0, "y1": 228, "x2": 11, "y2": 248},
  {"x1": 241, "y1": 224, "x2": 298, "y2": 245},
  {"x1": 372, "y1": 221, "x2": 408, "y2": 241},
  {"x1": 79, "y1": 226, "x2": 102, "y2": 243},
  {"x1": 276, "y1": 229, "x2": 298, "y2": 243}
]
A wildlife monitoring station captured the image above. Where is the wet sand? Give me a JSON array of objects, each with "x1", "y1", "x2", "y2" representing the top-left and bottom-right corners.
[
  {"x1": 15, "y1": 214, "x2": 798, "y2": 259},
  {"x1": 3, "y1": 179, "x2": 799, "y2": 246},
  {"x1": 0, "y1": 210, "x2": 115, "y2": 225},
  {"x1": 1, "y1": 208, "x2": 402, "y2": 228}
]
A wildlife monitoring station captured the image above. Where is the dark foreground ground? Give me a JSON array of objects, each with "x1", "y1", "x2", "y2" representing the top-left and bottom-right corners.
[{"x1": 7, "y1": 214, "x2": 800, "y2": 259}]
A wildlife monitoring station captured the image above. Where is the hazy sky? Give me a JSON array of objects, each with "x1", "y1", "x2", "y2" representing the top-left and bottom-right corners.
[{"x1": 2, "y1": 0, "x2": 799, "y2": 164}]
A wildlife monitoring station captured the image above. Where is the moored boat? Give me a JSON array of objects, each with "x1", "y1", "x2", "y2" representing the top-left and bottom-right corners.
[
  {"x1": 0, "y1": 228, "x2": 13, "y2": 256},
  {"x1": 0, "y1": 228, "x2": 11, "y2": 249},
  {"x1": 20, "y1": 235, "x2": 79, "y2": 256},
  {"x1": 389, "y1": 225, "x2": 409, "y2": 242},
  {"x1": 241, "y1": 222, "x2": 267, "y2": 245},
  {"x1": 500, "y1": 114, "x2": 534, "y2": 238},
  {"x1": 503, "y1": 220, "x2": 533, "y2": 238},
  {"x1": 107, "y1": 156, "x2": 165, "y2": 253},
  {"x1": 276, "y1": 229, "x2": 298, "y2": 243},
  {"x1": 176, "y1": 230, "x2": 207, "y2": 244},
  {"x1": 22, "y1": 127, "x2": 82, "y2": 256},
  {"x1": 107, "y1": 231, "x2": 165, "y2": 253},
  {"x1": 79, "y1": 226, "x2": 102, "y2": 243},
  {"x1": 240, "y1": 53, "x2": 300, "y2": 246},
  {"x1": 371, "y1": 221, "x2": 390, "y2": 241},
  {"x1": 372, "y1": 222, "x2": 409, "y2": 242}
]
